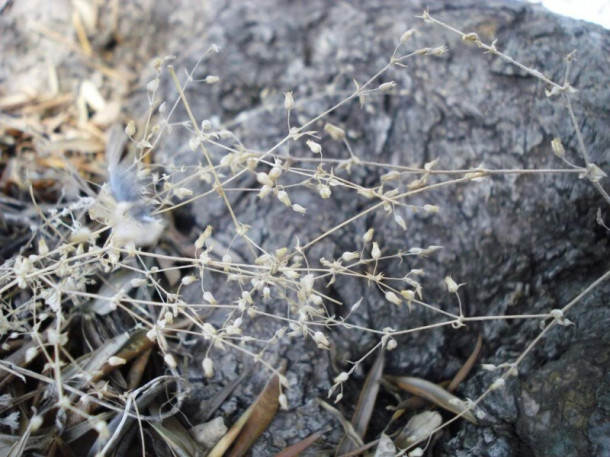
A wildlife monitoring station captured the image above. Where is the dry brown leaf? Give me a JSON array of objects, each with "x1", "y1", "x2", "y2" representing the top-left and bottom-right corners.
[
  {"x1": 127, "y1": 347, "x2": 153, "y2": 390},
  {"x1": 274, "y1": 428, "x2": 328, "y2": 457},
  {"x1": 384, "y1": 375, "x2": 477, "y2": 424},
  {"x1": 150, "y1": 416, "x2": 202, "y2": 457},
  {"x1": 336, "y1": 350, "x2": 385, "y2": 455},
  {"x1": 448, "y1": 333, "x2": 483, "y2": 392},
  {"x1": 208, "y1": 364, "x2": 285, "y2": 457},
  {"x1": 315, "y1": 398, "x2": 363, "y2": 449},
  {"x1": 91, "y1": 329, "x2": 156, "y2": 383}
]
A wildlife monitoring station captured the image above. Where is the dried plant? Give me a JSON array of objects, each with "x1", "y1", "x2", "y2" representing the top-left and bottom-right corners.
[{"x1": 0, "y1": 7, "x2": 607, "y2": 457}]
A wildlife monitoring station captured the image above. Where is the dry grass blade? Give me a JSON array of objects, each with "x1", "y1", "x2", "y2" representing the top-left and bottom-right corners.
[
  {"x1": 385, "y1": 335, "x2": 481, "y2": 425},
  {"x1": 384, "y1": 376, "x2": 477, "y2": 424},
  {"x1": 93, "y1": 329, "x2": 156, "y2": 381},
  {"x1": 4, "y1": 424, "x2": 52, "y2": 457},
  {"x1": 90, "y1": 376, "x2": 183, "y2": 456},
  {"x1": 336, "y1": 350, "x2": 385, "y2": 454},
  {"x1": 315, "y1": 398, "x2": 364, "y2": 449},
  {"x1": 73, "y1": 330, "x2": 131, "y2": 381},
  {"x1": 209, "y1": 365, "x2": 284, "y2": 457},
  {"x1": 394, "y1": 410, "x2": 442, "y2": 449},
  {"x1": 274, "y1": 428, "x2": 329, "y2": 457},
  {"x1": 70, "y1": 328, "x2": 155, "y2": 385},
  {"x1": 127, "y1": 347, "x2": 153, "y2": 390},
  {"x1": 150, "y1": 416, "x2": 202, "y2": 457},
  {"x1": 448, "y1": 333, "x2": 482, "y2": 392},
  {"x1": 63, "y1": 412, "x2": 114, "y2": 444},
  {"x1": 0, "y1": 336, "x2": 46, "y2": 387}
]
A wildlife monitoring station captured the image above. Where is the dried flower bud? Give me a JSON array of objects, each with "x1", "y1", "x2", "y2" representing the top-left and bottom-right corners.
[
  {"x1": 381, "y1": 170, "x2": 401, "y2": 181},
  {"x1": 29, "y1": 415, "x2": 43, "y2": 432},
  {"x1": 258, "y1": 184, "x2": 272, "y2": 199},
  {"x1": 445, "y1": 276, "x2": 461, "y2": 293},
  {"x1": 490, "y1": 378, "x2": 505, "y2": 391},
  {"x1": 379, "y1": 81, "x2": 397, "y2": 92},
  {"x1": 431, "y1": 46, "x2": 448, "y2": 56},
  {"x1": 385, "y1": 291, "x2": 402, "y2": 306},
  {"x1": 189, "y1": 136, "x2": 201, "y2": 150},
  {"x1": 313, "y1": 331, "x2": 330, "y2": 349},
  {"x1": 400, "y1": 28, "x2": 415, "y2": 43},
  {"x1": 152, "y1": 57, "x2": 164, "y2": 71},
  {"x1": 309, "y1": 294, "x2": 323, "y2": 306},
  {"x1": 363, "y1": 228, "x2": 375, "y2": 243},
  {"x1": 341, "y1": 251, "x2": 360, "y2": 262},
  {"x1": 284, "y1": 91, "x2": 294, "y2": 110},
  {"x1": 125, "y1": 120, "x2": 136, "y2": 136},
  {"x1": 164, "y1": 353, "x2": 177, "y2": 369},
  {"x1": 146, "y1": 327, "x2": 158, "y2": 342},
  {"x1": 306, "y1": 139, "x2": 322, "y2": 154},
  {"x1": 195, "y1": 225, "x2": 213, "y2": 249},
  {"x1": 203, "y1": 322, "x2": 217, "y2": 336},
  {"x1": 462, "y1": 32, "x2": 479, "y2": 42},
  {"x1": 203, "y1": 291, "x2": 217, "y2": 304},
  {"x1": 584, "y1": 163, "x2": 607, "y2": 183},
  {"x1": 202, "y1": 357, "x2": 214, "y2": 378},
  {"x1": 147, "y1": 78, "x2": 159, "y2": 93},
  {"x1": 334, "y1": 372, "x2": 349, "y2": 384},
  {"x1": 550, "y1": 308, "x2": 574, "y2": 326},
  {"x1": 292, "y1": 203, "x2": 307, "y2": 214},
  {"x1": 324, "y1": 122, "x2": 345, "y2": 141},
  {"x1": 174, "y1": 187, "x2": 194, "y2": 199},
  {"x1": 269, "y1": 166, "x2": 282, "y2": 180},
  {"x1": 25, "y1": 347, "x2": 38, "y2": 363},
  {"x1": 93, "y1": 420, "x2": 110, "y2": 440},
  {"x1": 279, "y1": 393, "x2": 288, "y2": 410},
  {"x1": 400, "y1": 289, "x2": 415, "y2": 302},
  {"x1": 181, "y1": 275, "x2": 197, "y2": 286},
  {"x1": 394, "y1": 214, "x2": 407, "y2": 230},
  {"x1": 108, "y1": 356, "x2": 127, "y2": 366},
  {"x1": 371, "y1": 242, "x2": 381, "y2": 259},
  {"x1": 357, "y1": 188, "x2": 375, "y2": 199},
  {"x1": 38, "y1": 238, "x2": 49, "y2": 256},
  {"x1": 424, "y1": 158, "x2": 439, "y2": 171},
  {"x1": 420, "y1": 9, "x2": 432, "y2": 23},
  {"x1": 301, "y1": 274, "x2": 315, "y2": 293},
  {"x1": 256, "y1": 172, "x2": 274, "y2": 187},
  {"x1": 551, "y1": 138, "x2": 565, "y2": 159},
  {"x1": 318, "y1": 184, "x2": 331, "y2": 199},
  {"x1": 277, "y1": 190, "x2": 291, "y2": 206}
]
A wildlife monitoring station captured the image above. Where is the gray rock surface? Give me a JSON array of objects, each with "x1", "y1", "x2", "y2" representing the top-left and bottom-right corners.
[
  {"x1": 152, "y1": 1, "x2": 609, "y2": 456},
  {"x1": 153, "y1": 2, "x2": 609, "y2": 455}
]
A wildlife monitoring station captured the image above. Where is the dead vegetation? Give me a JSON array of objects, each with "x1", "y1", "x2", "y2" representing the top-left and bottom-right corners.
[{"x1": 0, "y1": 2, "x2": 608, "y2": 456}]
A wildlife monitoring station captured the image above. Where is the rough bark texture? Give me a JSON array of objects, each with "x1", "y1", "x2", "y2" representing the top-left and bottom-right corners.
[{"x1": 2, "y1": 0, "x2": 609, "y2": 456}]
